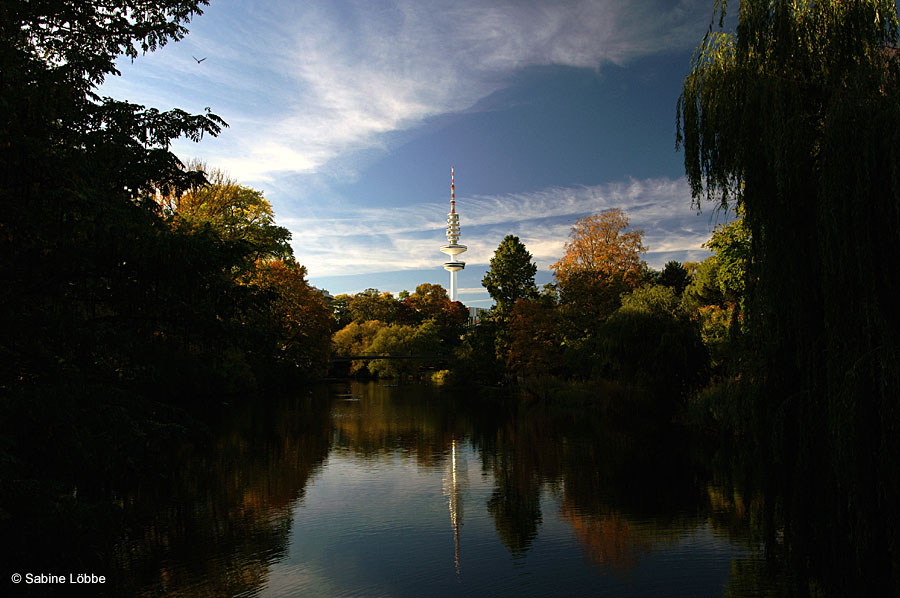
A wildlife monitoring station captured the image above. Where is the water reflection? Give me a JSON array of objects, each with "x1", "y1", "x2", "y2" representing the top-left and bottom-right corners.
[
  {"x1": 484, "y1": 450, "x2": 544, "y2": 558},
  {"x1": 442, "y1": 438, "x2": 467, "y2": 577},
  {"x1": 104, "y1": 381, "x2": 795, "y2": 596},
  {"x1": 330, "y1": 380, "x2": 464, "y2": 467},
  {"x1": 110, "y1": 392, "x2": 332, "y2": 596},
  {"x1": 472, "y1": 404, "x2": 713, "y2": 574}
]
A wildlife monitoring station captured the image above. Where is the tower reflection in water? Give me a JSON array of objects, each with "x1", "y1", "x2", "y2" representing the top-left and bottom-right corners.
[{"x1": 442, "y1": 437, "x2": 468, "y2": 578}]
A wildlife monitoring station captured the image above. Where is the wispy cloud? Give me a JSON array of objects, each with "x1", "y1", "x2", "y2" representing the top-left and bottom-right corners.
[
  {"x1": 107, "y1": 0, "x2": 708, "y2": 183},
  {"x1": 289, "y1": 176, "x2": 729, "y2": 278}
]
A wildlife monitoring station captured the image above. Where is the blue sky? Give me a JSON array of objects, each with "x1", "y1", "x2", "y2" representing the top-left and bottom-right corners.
[{"x1": 102, "y1": 0, "x2": 734, "y2": 307}]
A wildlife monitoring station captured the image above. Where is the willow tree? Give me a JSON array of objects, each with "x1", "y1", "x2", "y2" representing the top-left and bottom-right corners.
[{"x1": 678, "y1": 1, "x2": 900, "y2": 591}]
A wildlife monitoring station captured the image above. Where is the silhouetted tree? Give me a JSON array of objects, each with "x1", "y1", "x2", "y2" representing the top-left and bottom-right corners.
[
  {"x1": 658, "y1": 261, "x2": 691, "y2": 296},
  {"x1": 678, "y1": 1, "x2": 900, "y2": 591},
  {"x1": 506, "y1": 299, "x2": 564, "y2": 379}
]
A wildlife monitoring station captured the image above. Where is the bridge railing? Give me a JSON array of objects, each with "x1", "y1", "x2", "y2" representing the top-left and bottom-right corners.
[{"x1": 330, "y1": 354, "x2": 445, "y2": 363}]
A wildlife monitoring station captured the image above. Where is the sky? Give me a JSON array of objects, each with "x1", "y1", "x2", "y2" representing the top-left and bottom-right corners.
[{"x1": 101, "y1": 0, "x2": 736, "y2": 307}]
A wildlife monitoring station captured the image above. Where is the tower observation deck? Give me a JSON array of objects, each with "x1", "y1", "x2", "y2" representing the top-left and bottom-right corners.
[{"x1": 440, "y1": 167, "x2": 467, "y2": 301}]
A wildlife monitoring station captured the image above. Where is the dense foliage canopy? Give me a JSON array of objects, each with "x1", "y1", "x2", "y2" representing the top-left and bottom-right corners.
[
  {"x1": 1, "y1": 1, "x2": 333, "y2": 569},
  {"x1": 329, "y1": 283, "x2": 468, "y2": 379},
  {"x1": 161, "y1": 163, "x2": 294, "y2": 261},
  {"x1": 678, "y1": 0, "x2": 900, "y2": 591}
]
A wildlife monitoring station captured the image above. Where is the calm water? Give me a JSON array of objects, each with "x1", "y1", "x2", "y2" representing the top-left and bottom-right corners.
[{"x1": 105, "y1": 381, "x2": 789, "y2": 597}]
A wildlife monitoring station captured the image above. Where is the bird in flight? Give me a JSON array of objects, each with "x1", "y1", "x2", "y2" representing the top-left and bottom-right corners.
[{"x1": 192, "y1": 55, "x2": 207, "y2": 63}]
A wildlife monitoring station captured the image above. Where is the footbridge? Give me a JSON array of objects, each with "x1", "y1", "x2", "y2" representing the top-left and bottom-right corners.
[{"x1": 330, "y1": 354, "x2": 447, "y2": 363}]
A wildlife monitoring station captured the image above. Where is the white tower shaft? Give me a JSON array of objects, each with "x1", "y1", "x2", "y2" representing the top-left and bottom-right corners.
[{"x1": 450, "y1": 269, "x2": 458, "y2": 303}]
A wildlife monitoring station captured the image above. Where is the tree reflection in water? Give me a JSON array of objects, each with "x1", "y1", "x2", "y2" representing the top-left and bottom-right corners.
[
  {"x1": 109, "y1": 391, "x2": 333, "y2": 596},
  {"x1": 92, "y1": 382, "x2": 805, "y2": 596},
  {"x1": 481, "y1": 436, "x2": 543, "y2": 558},
  {"x1": 473, "y1": 405, "x2": 706, "y2": 571},
  {"x1": 468, "y1": 399, "x2": 812, "y2": 596}
]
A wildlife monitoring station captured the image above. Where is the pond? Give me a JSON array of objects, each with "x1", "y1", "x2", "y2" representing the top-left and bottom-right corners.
[{"x1": 104, "y1": 381, "x2": 791, "y2": 597}]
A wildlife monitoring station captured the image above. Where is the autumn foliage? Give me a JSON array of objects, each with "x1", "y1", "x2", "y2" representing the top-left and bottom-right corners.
[
  {"x1": 247, "y1": 259, "x2": 332, "y2": 377},
  {"x1": 551, "y1": 209, "x2": 646, "y2": 288},
  {"x1": 329, "y1": 283, "x2": 468, "y2": 378}
]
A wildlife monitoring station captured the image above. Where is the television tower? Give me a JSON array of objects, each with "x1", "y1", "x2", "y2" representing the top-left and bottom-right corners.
[{"x1": 440, "y1": 167, "x2": 466, "y2": 301}]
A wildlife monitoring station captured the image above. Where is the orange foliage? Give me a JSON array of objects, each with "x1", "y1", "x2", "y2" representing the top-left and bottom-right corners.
[
  {"x1": 249, "y1": 259, "x2": 332, "y2": 375},
  {"x1": 559, "y1": 503, "x2": 653, "y2": 573},
  {"x1": 551, "y1": 209, "x2": 646, "y2": 288}
]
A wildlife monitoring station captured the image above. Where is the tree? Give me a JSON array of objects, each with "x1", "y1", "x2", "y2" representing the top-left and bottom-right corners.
[
  {"x1": 453, "y1": 319, "x2": 503, "y2": 386},
  {"x1": 162, "y1": 163, "x2": 293, "y2": 261},
  {"x1": 332, "y1": 320, "x2": 387, "y2": 374},
  {"x1": 680, "y1": 256, "x2": 724, "y2": 311},
  {"x1": 678, "y1": 1, "x2": 900, "y2": 591},
  {"x1": 482, "y1": 235, "x2": 538, "y2": 316},
  {"x1": 246, "y1": 259, "x2": 332, "y2": 378},
  {"x1": 1, "y1": 1, "x2": 223, "y2": 207},
  {"x1": 619, "y1": 284, "x2": 682, "y2": 318},
  {"x1": 0, "y1": 0, "x2": 248, "y2": 571},
  {"x1": 406, "y1": 283, "x2": 450, "y2": 321},
  {"x1": 348, "y1": 289, "x2": 397, "y2": 323},
  {"x1": 704, "y1": 209, "x2": 751, "y2": 309},
  {"x1": 556, "y1": 269, "x2": 632, "y2": 343},
  {"x1": 1, "y1": 0, "x2": 227, "y2": 395},
  {"x1": 657, "y1": 261, "x2": 691, "y2": 296},
  {"x1": 330, "y1": 294, "x2": 353, "y2": 329},
  {"x1": 596, "y1": 285, "x2": 707, "y2": 403},
  {"x1": 506, "y1": 299, "x2": 563, "y2": 379},
  {"x1": 1, "y1": 0, "x2": 226, "y2": 390},
  {"x1": 367, "y1": 321, "x2": 441, "y2": 379},
  {"x1": 550, "y1": 210, "x2": 647, "y2": 363},
  {"x1": 550, "y1": 209, "x2": 646, "y2": 289},
  {"x1": 680, "y1": 255, "x2": 733, "y2": 370},
  {"x1": 405, "y1": 283, "x2": 468, "y2": 345}
]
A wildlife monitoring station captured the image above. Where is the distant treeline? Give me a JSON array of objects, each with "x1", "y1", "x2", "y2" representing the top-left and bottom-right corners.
[{"x1": 330, "y1": 210, "x2": 743, "y2": 416}]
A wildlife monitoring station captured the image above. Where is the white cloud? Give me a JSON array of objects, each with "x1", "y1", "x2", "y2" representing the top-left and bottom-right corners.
[
  {"x1": 289, "y1": 176, "x2": 727, "y2": 277},
  {"x1": 106, "y1": 0, "x2": 708, "y2": 184}
]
